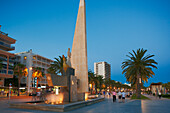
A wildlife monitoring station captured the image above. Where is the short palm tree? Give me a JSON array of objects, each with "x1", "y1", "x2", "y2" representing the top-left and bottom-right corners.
[
  {"x1": 14, "y1": 63, "x2": 28, "y2": 96},
  {"x1": 32, "y1": 67, "x2": 44, "y2": 88},
  {"x1": 48, "y1": 56, "x2": 64, "y2": 75},
  {"x1": 122, "y1": 48, "x2": 157, "y2": 98}
]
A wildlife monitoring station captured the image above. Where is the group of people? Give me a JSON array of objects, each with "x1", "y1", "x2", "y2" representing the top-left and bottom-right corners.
[
  {"x1": 103, "y1": 90, "x2": 130, "y2": 103},
  {"x1": 156, "y1": 91, "x2": 162, "y2": 99},
  {"x1": 31, "y1": 89, "x2": 46, "y2": 101},
  {"x1": 117, "y1": 91, "x2": 126, "y2": 103}
]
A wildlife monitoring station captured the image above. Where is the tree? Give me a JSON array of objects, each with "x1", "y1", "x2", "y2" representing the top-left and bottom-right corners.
[
  {"x1": 48, "y1": 56, "x2": 64, "y2": 75},
  {"x1": 14, "y1": 63, "x2": 28, "y2": 96},
  {"x1": 110, "y1": 80, "x2": 116, "y2": 90},
  {"x1": 32, "y1": 67, "x2": 44, "y2": 88},
  {"x1": 122, "y1": 48, "x2": 157, "y2": 98},
  {"x1": 96, "y1": 75, "x2": 104, "y2": 93},
  {"x1": 104, "y1": 78, "x2": 112, "y2": 91},
  {"x1": 162, "y1": 82, "x2": 170, "y2": 92},
  {"x1": 88, "y1": 70, "x2": 95, "y2": 94}
]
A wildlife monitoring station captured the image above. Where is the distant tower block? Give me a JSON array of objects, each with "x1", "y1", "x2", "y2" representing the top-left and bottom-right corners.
[{"x1": 71, "y1": 0, "x2": 88, "y2": 93}]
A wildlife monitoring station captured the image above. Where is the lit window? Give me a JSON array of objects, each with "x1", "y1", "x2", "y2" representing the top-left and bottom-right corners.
[
  {"x1": 33, "y1": 56, "x2": 36, "y2": 60},
  {"x1": 24, "y1": 56, "x2": 27, "y2": 60}
]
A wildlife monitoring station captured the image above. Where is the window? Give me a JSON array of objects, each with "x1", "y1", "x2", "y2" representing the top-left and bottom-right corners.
[
  {"x1": 33, "y1": 56, "x2": 36, "y2": 60},
  {"x1": 24, "y1": 56, "x2": 27, "y2": 60}
]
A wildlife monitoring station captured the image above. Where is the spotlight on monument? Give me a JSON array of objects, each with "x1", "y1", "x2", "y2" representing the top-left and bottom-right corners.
[{"x1": 45, "y1": 93, "x2": 64, "y2": 105}]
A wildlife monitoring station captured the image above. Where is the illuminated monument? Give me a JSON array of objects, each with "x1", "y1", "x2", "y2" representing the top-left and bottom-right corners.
[{"x1": 71, "y1": 0, "x2": 88, "y2": 98}]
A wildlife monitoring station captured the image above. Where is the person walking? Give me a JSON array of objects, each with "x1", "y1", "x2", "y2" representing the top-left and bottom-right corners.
[
  {"x1": 112, "y1": 90, "x2": 116, "y2": 102},
  {"x1": 37, "y1": 91, "x2": 41, "y2": 100},
  {"x1": 118, "y1": 90, "x2": 122, "y2": 103},
  {"x1": 32, "y1": 90, "x2": 37, "y2": 101},
  {"x1": 103, "y1": 91, "x2": 105, "y2": 98},
  {"x1": 158, "y1": 91, "x2": 162, "y2": 99},
  {"x1": 122, "y1": 91, "x2": 126, "y2": 103}
]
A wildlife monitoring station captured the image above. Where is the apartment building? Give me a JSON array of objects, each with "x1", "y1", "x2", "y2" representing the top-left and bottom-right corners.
[
  {"x1": 0, "y1": 31, "x2": 16, "y2": 86},
  {"x1": 15, "y1": 49, "x2": 53, "y2": 92},
  {"x1": 94, "y1": 62, "x2": 111, "y2": 79}
]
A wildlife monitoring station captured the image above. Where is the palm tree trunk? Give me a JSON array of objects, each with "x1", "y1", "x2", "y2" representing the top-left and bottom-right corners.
[{"x1": 136, "y1": 74, "x2": 141, "y2": 98}]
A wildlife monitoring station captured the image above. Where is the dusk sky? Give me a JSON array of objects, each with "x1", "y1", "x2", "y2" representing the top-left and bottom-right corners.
[{"x1": 0, "y1": 0, "x2": 170, "y2": 86}]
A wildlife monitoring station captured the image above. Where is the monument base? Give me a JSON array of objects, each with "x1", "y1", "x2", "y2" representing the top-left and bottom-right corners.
[
  {"x1": 10, "y1": 97, "x2": 105, "y2": 112},
  {"x1": 77, "y1": 93, "x2": 85, "y2": 101}
]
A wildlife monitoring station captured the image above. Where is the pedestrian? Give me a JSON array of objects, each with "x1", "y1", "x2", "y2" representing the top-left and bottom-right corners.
[
  {"x1": 127, "y1": 92, "x2": 130, "y2": 98},
  {"x1": 103, "y1": 91, "x2": 105, "y2": 98},
  {"x1": 109, "y1": 92, "x2": 111, "y2": 97},
  {"x1": 37, "y1": 91, "x2": 41, "y2": 100},
  {"x1": 106, "y1": 91, "x2": 109, "y2": 97},
  {"x1": 155, "y1": 91, "x2": 158, "y2": 99},
  {"x1": 32, "y1": 90, "x2": 37, "y2": 101},
  {"x1": 112, "y1": 90, "x2": 116, "y2": 102},
  {"x1": 118, "y1": 90, "x2": 122, "y2": 103},
  {"x1": 122, "y1": 91, "x2": 126, "y2": 103},
  {"x1": 158, "y1": 91, "x2": 161, "y2": 99}
]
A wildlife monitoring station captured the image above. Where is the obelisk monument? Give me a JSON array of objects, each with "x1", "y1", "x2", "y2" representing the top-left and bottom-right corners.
[{"x1": 71, "y1": 0, "x2": 88, "y2": 96}]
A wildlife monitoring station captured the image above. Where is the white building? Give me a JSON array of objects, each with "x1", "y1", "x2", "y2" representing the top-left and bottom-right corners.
[
  {"x1": 124, "y1": 83, "x2": 131, "y2": 87},
  {"x1": 94, "y1": 62, "x2": 111, "y2": 79},
  {"x1": 15, "y1": 49, "x2": 53, "y2": 92}
]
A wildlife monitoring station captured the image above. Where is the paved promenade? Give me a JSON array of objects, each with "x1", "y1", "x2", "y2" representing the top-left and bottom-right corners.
[{"x1": 0, "y1": 95, "x2": 169, "y2": 113}]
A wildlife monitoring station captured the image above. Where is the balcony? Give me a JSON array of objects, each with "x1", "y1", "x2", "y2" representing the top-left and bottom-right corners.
[
  {"x1": 0, "y1": 41, "x2": 15, "y2": 51},
  {"x1": 0, "y1": 56, "x2": 7, "y2": 61},
  {"x1": 8, "y1": 70, "x2": 13, "y2": 75},
  {"x1": 0, "y1": 69, "x2": 7, "y2": 74}
]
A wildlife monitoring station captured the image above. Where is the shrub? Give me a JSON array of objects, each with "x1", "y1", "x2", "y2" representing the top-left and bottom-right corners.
[{"x1": 162, "y1": 94, "x2": 170, "y2": 98}]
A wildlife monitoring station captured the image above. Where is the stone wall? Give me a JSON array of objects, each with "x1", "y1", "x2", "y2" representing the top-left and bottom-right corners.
[{"x1": 70, "y1": 75, "x2": 78, "y2": 102}]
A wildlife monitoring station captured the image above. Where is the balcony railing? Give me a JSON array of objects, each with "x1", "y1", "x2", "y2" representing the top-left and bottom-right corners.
[{"x1": 0, "y1": 41, "x2": 15, "y2": 50}]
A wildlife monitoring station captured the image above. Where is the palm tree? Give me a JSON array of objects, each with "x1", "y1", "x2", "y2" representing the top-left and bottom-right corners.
[
  {"x1": 96, "y1": 75, "x2": 103, "y2": 93},
  {"x1": 32, "y1": 67, "x2": 44, "y2": 88},
  {"x1": 122, "y1": 48, "x2": 157, "y2": 98},
  {"x1": 14, "y1": 63, "x2": 28, "y2": 96},
  {"x1": 93, "y1": 77, "x2": 99, "y2": 94},
  {"x1": 104, "y1": 78, "x2": 112, "y2": 92},
  {"x1": 110, "y1": 80, "x2": 116, "y2": 90},
  {"x1": 48, "y1": 56, "x2": 64, "y2": 75},
  {"x1": 88, "y1": 70, "x2": 95, "y2": 94}
]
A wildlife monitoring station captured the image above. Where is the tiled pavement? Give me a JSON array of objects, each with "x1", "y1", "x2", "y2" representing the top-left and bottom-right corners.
[{"x1": 0, "y1": 95, "x2": 169, "y2": 113}]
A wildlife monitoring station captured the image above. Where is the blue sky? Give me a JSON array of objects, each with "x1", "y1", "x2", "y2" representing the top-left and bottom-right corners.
[{"x1": 0, "y1": 0, "x2": 170, "y2": 86}]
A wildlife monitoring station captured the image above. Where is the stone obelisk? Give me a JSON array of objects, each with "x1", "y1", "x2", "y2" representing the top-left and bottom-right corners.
[{"x1": 71, "y1": 0, "x2": 88, "y2": 95}]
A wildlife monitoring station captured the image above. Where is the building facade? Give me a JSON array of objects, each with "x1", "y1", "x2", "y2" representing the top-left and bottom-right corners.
[
  {"x1": 94, "y1": 62, "x2": 111, "y2": 79},
  {"x1": 0, "y1": 31, "x2": 16, "y2": 86},
  {"x1": 150, "y1": 83, "x2": 162, "y2": 94},
  {"x1": 15, "y1": 49, "x2": 53, "y2": 92}
]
